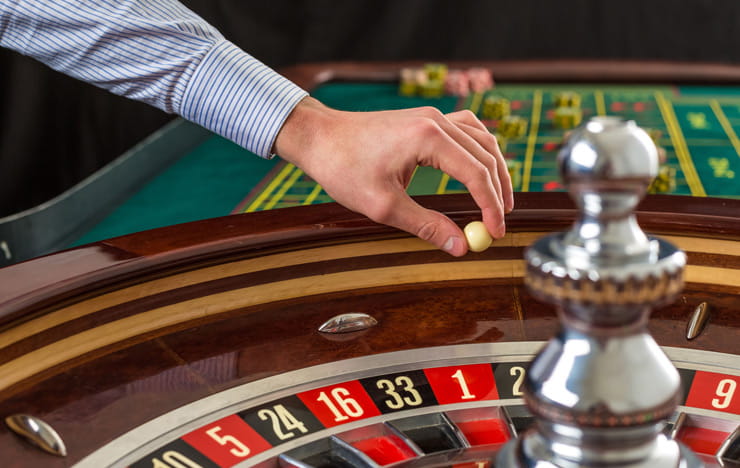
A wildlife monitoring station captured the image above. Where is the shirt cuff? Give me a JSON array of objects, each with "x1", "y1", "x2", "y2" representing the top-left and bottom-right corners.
[{"x1": 179, "y1": 40, "x2": 308, "y2": 158}]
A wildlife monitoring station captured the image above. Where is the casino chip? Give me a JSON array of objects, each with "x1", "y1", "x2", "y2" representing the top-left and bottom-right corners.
[
  {"x1": 399, "y1": 63, "x2": 461, "y2": 98},
  {"x1": 399, "y1": 64, "x2": 493, "y2": 98},
  {"x1": 444, "y1": 69, "x2": 470, "y2": 97},
  {"x1": 553, "y1": 91, "x2": 581, "y2": 108},
  {"x1": 399, "y1": 68, "x2": 418, "y2": 97},
  {"x1": 648, "y1": 165, "x2": 677, "y2": 194},
  {"x1": 420, "y1": 80, "x2": 445, "y2": 98},
  {"x1": 498, "y1": 116, "x2": 528, "y2": 139},
  {"x1": 482, "y1": 96, "x2": 510, "y2": 120},
  {"x1": 424, "y1": 63, "x2": 448, "y2": 82},
  {"x1": 553, "y1": 106, "x2": 583, "y2": 129},
  {"x1": 467, "y1": 67, "x2": 494, "y2": 93}
]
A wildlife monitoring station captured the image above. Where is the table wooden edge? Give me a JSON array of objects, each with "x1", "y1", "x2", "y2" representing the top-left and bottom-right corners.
[
  {"x1": 0, "y1": 193, "x2": 737, "y2": 328},
  {"x1": 280, "y1": 59, "x2": 740, "y2": 90}
]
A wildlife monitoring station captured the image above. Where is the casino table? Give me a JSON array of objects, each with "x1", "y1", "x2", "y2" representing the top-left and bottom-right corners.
[
  {"x1": 0, "y1": 62, "x2": 738, "y2": 467},
  {"x1": 2, "y1": 60, "x2": 740, "y2": 265}
]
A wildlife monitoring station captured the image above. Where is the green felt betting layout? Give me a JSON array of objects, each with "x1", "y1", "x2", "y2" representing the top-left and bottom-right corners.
[
  {"x1": 74, "y1": 81, "x2": 740, "y2": 247},
  {"x1": 240, "y1": 83, "x2": 739, "y2": 213}
]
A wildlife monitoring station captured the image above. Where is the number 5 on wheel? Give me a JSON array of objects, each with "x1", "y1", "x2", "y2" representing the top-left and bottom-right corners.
[{"x1": 181, "y1": 415, "x2": 272, "y2": 466}]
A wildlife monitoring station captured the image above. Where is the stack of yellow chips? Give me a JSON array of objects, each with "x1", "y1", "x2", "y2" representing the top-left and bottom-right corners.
[
  {"x1": 499, "y1": 115, "x2": 528, "y2": 139},
  {"x1": 552, "y1": 91, "x2": 583, "y2": 130},
  {"x1": 482, "y1": 96, "x2": 510, "y2": 120}
]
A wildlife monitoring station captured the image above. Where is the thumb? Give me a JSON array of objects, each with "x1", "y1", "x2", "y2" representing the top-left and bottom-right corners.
[{"x1": 383, "y1": 195, "x2": 468, "y2": 257}]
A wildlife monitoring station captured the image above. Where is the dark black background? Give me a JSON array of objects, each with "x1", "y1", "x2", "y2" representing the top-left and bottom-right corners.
[{"x1": 2, "y1": 0, "x2": 738, "y2": 216}]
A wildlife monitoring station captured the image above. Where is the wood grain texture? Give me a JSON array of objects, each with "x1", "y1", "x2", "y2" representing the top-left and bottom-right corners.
[{"x1": 1, "y1": 193, "x2": 737, "y2": 325}]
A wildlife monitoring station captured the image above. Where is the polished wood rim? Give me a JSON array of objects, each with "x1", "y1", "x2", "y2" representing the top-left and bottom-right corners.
[
  {"x1": 0, "y1": 194, "x2": 738, "y2": 397},
  {"x1": 1, "y1": 194, "x2": 738, "y2": 326},
  {"x1": 1, "y1": 232, "x2": 736, "y2": 358},
  {"x1": 0, "y1": 233, "x2": 737, "y2": 347},
  {"x1": 2, "y1": 244, "x2": 736, "y2": 392}
]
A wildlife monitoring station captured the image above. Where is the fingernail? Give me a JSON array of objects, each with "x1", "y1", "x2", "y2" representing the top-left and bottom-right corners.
[{"x1": 442, "y1": 236, "x2": 461, "y2": 255}]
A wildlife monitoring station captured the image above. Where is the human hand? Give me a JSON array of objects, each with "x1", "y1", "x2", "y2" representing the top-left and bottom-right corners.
[{"x1": 272, "y1": 97, "x2": 514, "y2": 256}]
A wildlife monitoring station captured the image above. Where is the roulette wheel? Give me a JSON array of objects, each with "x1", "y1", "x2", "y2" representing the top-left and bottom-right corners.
[{"x1": 0, "y1": 96, "x2": 738, "y2": 467}]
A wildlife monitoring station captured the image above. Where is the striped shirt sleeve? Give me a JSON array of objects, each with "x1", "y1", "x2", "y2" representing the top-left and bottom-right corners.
[{"x1": 0, "y1": 0, "x2": 308, "y2": 157}]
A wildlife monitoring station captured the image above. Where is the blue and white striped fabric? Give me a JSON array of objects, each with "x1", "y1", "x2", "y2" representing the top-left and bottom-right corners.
[{"x1": 0, "y1": 0, "x2": 308, "y2": 157}]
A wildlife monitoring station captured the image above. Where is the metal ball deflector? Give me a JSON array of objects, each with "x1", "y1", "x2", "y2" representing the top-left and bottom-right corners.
[{"x1": 498, "y1": 117, "x2": 702, "y2": 467}]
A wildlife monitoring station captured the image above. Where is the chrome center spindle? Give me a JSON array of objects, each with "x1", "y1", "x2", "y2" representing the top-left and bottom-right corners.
[{"x1": 498, "y1": 116, "x2": 702, "y2": 467}]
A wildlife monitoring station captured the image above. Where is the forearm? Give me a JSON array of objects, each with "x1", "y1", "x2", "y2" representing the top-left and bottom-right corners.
[{"x1": 0, "y1": 0, "x2": 307, "y2": 157}]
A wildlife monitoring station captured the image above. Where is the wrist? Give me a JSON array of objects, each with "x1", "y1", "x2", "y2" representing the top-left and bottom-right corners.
[{"x1": 272, "y1": 96, "x2": 338, "y2": 169}]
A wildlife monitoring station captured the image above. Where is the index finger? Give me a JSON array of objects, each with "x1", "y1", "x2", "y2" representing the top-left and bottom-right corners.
[
  {"x1": 446, "y1": 110, "x2": 514, "y2": 213},
  {"x1": 420, "y1": 127, "x2": 506, "y2": 238}
]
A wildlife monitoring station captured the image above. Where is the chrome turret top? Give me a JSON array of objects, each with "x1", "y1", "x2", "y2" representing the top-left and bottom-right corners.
[
  {"x1": 526, "y1": 117, "x2": 685, "y2": 321},
  {"x1": 498, "y1": 117, "x2": 702, "y2": 467}
]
